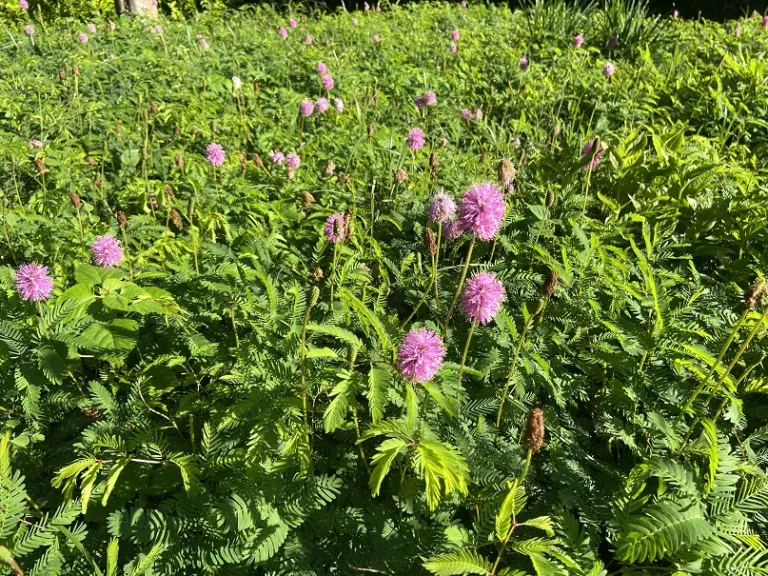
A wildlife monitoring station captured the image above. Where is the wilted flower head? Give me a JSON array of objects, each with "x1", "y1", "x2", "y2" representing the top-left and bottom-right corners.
[
  {"x1": 443, "y1": 218, "x2": 465, "y2": 240},
  {"x1": 321, "y1": 74, "x2": 335, "y2": 90},
  {"x1": 352, "y1": 17, "x2": 359, "y2": 25},
  {"x1": 16, "y1": 263, "x2": 54, "y2": 302},
  {"x1": 232, "y1": 76, "x2": 242, "y2": 90},
  {"x1": 25, "y1": 25, "x2": 34, "y2": 36},
  {"x1": 763, "y1": 14, "x2": 768, "y2": 27},
  {"x1": 315, "y1": 97, "x2": 330, "y2": 114},
  {"x1": 79, "y1": 32, "x2": 89, "y2": 43},
  {"x1": 324, "y1": 212, "x2": 346, "y2": 243},
  {"x1": 415, "y1": 96, "x2": 427, "y2": 110},
  {"x1": 427, "y1": 191, "x2": 457, "y2": 223},
  {"x1": 91, "y1": 235, "x2": 123, "y2": 267},
  {"x1": 407, "y1": 128, "x2": 426, "y2": 151},
  {"x1": 206, "y1": 143, "x2": 226, "y2": 166},
  {"x1": 376, "y1": 5, "x2": 381, "y2": 11},
  {"x1": 608, "y1": 33, "x2": 618, "y2": 47},
  {"x1": 19, "y1": 0, "x2": 29, "y2": 9},
  {"x1": 196, "y1": 35, "x2": 210, "y2": 49},
  {"x1": 317, "y1": 62, "x2": 328, "y2": 74},
  {"x1": 334, "y1": 98, "x2": 344, "y2": 112},
  {"x1": 673, "y1": 9, "x2": 679, "y2": 18},
  {"x1": 458, "y1": 181, "x2": 506, "y2": 240},
  {"x1": 461, "y1": 0, "x2": 467, "y2": 6},
  {"x1": 513, "y1": 137, "x2": 521, "y2": 148},
  {"x1": 582, "y1": 139, "x2": 604, "y2": 170},
  {"x1": 450, "y1": 42, "x2": 458, "y2": 53},
  {"x1": 87, "y1": 23, "x2": 96, "y2": 34},
  {"x1": 28, "y1": 139, "x2": 43, "y2": 149},
  {"x1": 397, "y1": 328, "x2": 446, "y2": 383},
  {"x1": 279, "y1": 26, "x2": 288, "y2": 38},
  {"x1": 475, "y1": 108, "x2": 483, "y2": 120},
  {"x1": 299, "y1": 99, "x2": 314, "y2": 117},
  {"x1": 271, "y1": 150, "x2": 285, "y2": 165},
  {"x1": 305, "y1": 35, "x2": 312, "y2": 45},
  {"x1": 373, "y1": 34, "x2": 381, "y2": 43},
  {"x1": 289, "y1": 18, "x2": 298, "y2": 28},
  {"x1": 461, "y1": 108, "x2": 473, "y2": 120},
  {"x1": 573, "y1": 33, "x2": 584, "y2": 47},
  {"x1": 451, "y1": 29, "x2": 460, "y2": 40},
  {"x1": 603, "y1": 61, "x2": 615, "y2": 77},
  {"x1": 286, "y1": 152, "x2": 300, "y2": 170},
  {"x1": 519, "y1": 57, "x2": 529, "y2": 71},
  {"x1": 461, "y1": 271, "x2": 505, "y2": 325},
  {"x1": 152, "y1": 24, "x2": 164, "y2": 34}
]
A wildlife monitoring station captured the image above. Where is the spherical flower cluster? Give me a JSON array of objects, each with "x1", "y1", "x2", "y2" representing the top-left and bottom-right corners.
[
  {"x1": 324, "y1": 212, "x2": 346, "y2": 243},
  {"x1": 461, "y1": 272, "x2": 505, "y2": 325},
  {"x1": 305, "y1": 35, "x2": 313, "y2": 45},
  {"x1": 461, "y1": 0, "x2": 467, "y2": 6},
  {"x1": 573, "y1": 33, "x2": 584, "y2": 47},
  {"x1": 458, "y1": 181, "x2": 506, "y2": 241},
  {"x1": 232, "y1": 76, "x2": 242, "y2": 90},
  {"x1": 763, "y1": 15, "x2": 768, "y2": 28},
  {"x1": 19, "y1": 0, "x2": 29, "y2": 10},
  {"x1": 397, "y1": 328, "x2": 446, "y2": 383},
  {"x1": 461, "y1": 108, "x2": 473, "y2": 120},
  {"x1": 299, "y1": 99, "x2": 315, "y2": 117},
  {"x1": 271, "y1": 150, "x2": 285, "y2": 165},
  {"x1": 443, "y1": 219, "x2": 465, "y2": 239},
  {"x1": 79, "y1": 32, "x2": 89, "y2": 43},
  {"x1": 519, "y1": 57, "x2": 529, "y2": 71},
  {"x1": 321, "y1": 74, "x2": 335, "y2": 91},
  {"x1": 373, "y1": 34, "x2": 381, "y2": 43},
  {"x1": 603, "y1": 61, "x2": 615, "y2": 77},
  {"x1": 335, "y1": 98, "x2": 344, "y2": 112},
  {"x1": 206, "y1": 143, "x2": 226, "y2": 166},
  {"x1": 673, "y1": 9, "x2": 679, "y2": 18},
  {"x1": 279, "y1": 27, "x2": 288, "y2": 38},
  {"x1": 87, "y1": 23, "x2": 96, "y2": 34},
  {"x1": 91, "y1": 235, "x2": 123, "y2": 267},
  {"x1": 286, "y1": 152, "x2": 300, "y2": 170},
  {"x1": 16, "y1": 263, "x2": 54, "y2": 302},
  {"x1": 289, "y1": 18, "x2": 298, "y2": 28},
  {"x1": 25, "y1": 25, "x2": 34, "y2": 36},
  {"x1": 582, "y1": 139, "x2": 604, "y2": 170},
  {"x1": 427, "y1": 191, "x2": 457, "y2": 223},
  {"x1": 425, "y1": 91, "x2": 437, "y2": 106},
  {"x1": 407, "y1": 128, "x2": 426, "y2": 151},
  {"x1": 450, "y1": 42, "x2": 457, "y2": 53},
  {"x1": 314, "y1": 97, "x2": 329, "y2": 114},
  {"x1": 451, "y1": 29, "x2": 460, "y2": 40},
  {"x1": 317, "y1": 62, "x2": 328, "y2": 74}
]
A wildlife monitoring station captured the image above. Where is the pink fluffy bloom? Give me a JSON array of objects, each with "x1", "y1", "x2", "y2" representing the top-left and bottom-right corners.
[
  {"x1": 443, "y1": 218, "x2": 465, "y2": 239},
  {"x1": 407, "y1": 128, "x2": 425, "y2": 151},
  {"x1": 324, "y1": 212, "x2": 346, "y2": 243},
  {"x1": 286, "y1": 152, "x2": 300, "y2": 169},
  {"x1": 305, "y1": 35, "x2": 312, "y2": 45},
  {"x1": 289, "y1": 18, "x2": 298, "y2": 28},
  {"x1": 352, "y1": 17, "x2": 359, "y2": 25},
  {"x1": 16, "y1": 263, "x2": 54, "y2": 302},
  {"x1": 25, "y1": 25, "x2": 34, "y2": 36},
  {"x1": 373, "y1": 34, "x2": 381, "y2": 43},
  {"x1": 87, "y1": 23, "x2": 96, "y2": 34},
  {"x1": 582, "y1": 139, "x2": 604, "y2": 170},
  {"x1": 513, "y1": 137, "x2": 521, "y2": 148},
  {"x1": 317, "y1": 62, "x2": 328, "y2": 74},
  {"x1": 91, "y1": 235, "x2": 123, "y2": 267},
  {"x1": 603, "y1": 61, "x2": 615, "y2": 77},
  {"x1": 335, "y1": 98, "x2": 344, "y2": 112},
  {"x1": 461, "y1": 108, "x2": 473, "y2": 120},
  {"x1": 452, "y1": 29, "x2": 460, "y2": 40},
  {"x1": 271, "y1": 150, "x2": 285, "y2": 165},
  {"x1": 427, "y1": 191, "x2": 457, "y2": 223},
  {"x1": 461, "y1": 0, "x2": 467, "y2": 6},
  {"x1": 475, "y1": 108, "x2": 483, "y2": 120},
  {"x1": 763, "y1": 15, "x2": 768, "y2": 28},
  {"x1": 458, "y1": 181, "x2": 506, "y2": 240},
  {"x1": 573, "y1": 33, "x2": 584, "y2": 47},
  {"x1": 519, "y1": 57, "x2": 529, "y2": 71},
  {"x1": 315, "y1": 97, "x2": 330, "y2": 114},
  {"x1": 321, "y1": 74, "x2": 334, "y2": 90},
  {"x1": 28, "y1": 139, "x2": 44, "y2": 148},
  {"x1": 19, "y1": 0, "x2": 29, "y2": 9},
  {"x1": 450, "y1": 42, "x2": 457, "y2": 53},
  {"x1": 462, "y1": 272, "x2": 505, "y2": 325},
  {"x1": 279, "y1": 27, "x2": 288, "y2": 38},
  {"x1": 206, "y1": 143, "x2": 226, "y2": 166},
  {"x1": 376, "y1": 5, "x2": 381, "y2": 11},
  {"x1": 196, "y1": 36, "x2": 209, "y2": 49},
  {"x1": 425, "y1": 91, "x2": 437, "y2": 105},
  {"x1": 79, "y1": 32, "x2": 89, "y2": 43},
  {"x1": 299, "y1": 99, "x2": 315, "y2": 117},
  {"x1": 397, "y1": 328, "x2": 446, "y2": 383},
  {"x1": 673, "y1": 9, "x2": 679, "y2": 18}
]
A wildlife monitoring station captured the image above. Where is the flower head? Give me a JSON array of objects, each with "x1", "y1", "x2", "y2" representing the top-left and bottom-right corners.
[
  {"x1": 475, "y1": 108, "x2": 483, "y2": 120},
  {"x1": 603, "y1": 61, "x2": 615, "y2": 77},
  {"x1": 16, "y1": 263, "x2": 54, "y2": 302},
  {"x1": 289, "y1": 18, "x2": 298, "y2": 28},
  {"x1": 87, "y1": 23, "x2": 96, "y2": 34},
  {"x1": 19, "y1": 0, "x2": 29, "y2": 9},
  {"x1": 573, "y1": 33, "x2": 584, "y2": 47},
  {"x1": 443, "y1": 218, "x2": 465, "y2": 239},
  {"x1": 427, "y1": 191, "x2": 457, "y2": 223},
  {"x1": 317, "y1": 62, "x2": 328, "y2": 74},
  {"x1": 608, "y1": 33, "x2": 618, "y2": 47},
  {"x1": 25, "y1": 25, "x2": 34, "y2": 36},
  {"x1": 305, "y1": 35, "x2": 312, "y2": 45},
  {"x1": 352, "y1": 17, "x2": 359, "y2": 25},
  {"x1": 373, "y1": 34, "x2": 381, "y2": 43},
  {"x1": 582, "y1": 139, "x2": 604, "y2": 170},
  {"x1": 196, "y1": 35, "x2": 210, "y2": 49},
  {"x1": 458, "y1": 181, "x2": 506, "y2": 240},
  {"x1": 461, "y1": 272, "x2": 505, "y2": 325},
  {"x1": 461, "y1": 108, "x2": 473, "y2": 120},
  {"x1": 519, "y1": 57, "x2": 529, "y2": 71},
  {"x1": 315, "y1": 97, "x2": 330, "y2": 114},
  {"x1": 79, "y1": 32, "x2": 89, "y2": 43},
  {"x1": 425, "y1": 91, "x2": 437, "y2": 106},
  {"x1": 152, "y1": 24, "x2": 163, "y2": 34},
  {"x1": 271, "y1": 150, "x2": 285, "y2": 165},
  {"x1": 673, "y1": 9, "x2": 679, "y2": 18},
  {"x1": 91, "y1": 235, "x2": 123, "y2": 267},
  {"x1": 407, "y1": 128, "x2": 426, "y2": 151},
  {"x1": 324, "y1": 212, "x2": 346, "y2": 243},
  {"x1": 28, "y1": 139, "x2": 44, "y2": 148},
  {"x1": 279, "y1": 26, "x2": 288, "y2": 38},
  {"x1": 299, "y1": 99, "x2": 314, "y2": 117},
  {"x1": 450, "y1": 42, "x2": 457, "y2": 53},
  {"x1": 232, "y1": 76, "x2": 242, "y2": 90},
  {"x1": 452, "y1": 29, "x2": 460, "y2": 40},
  {"x1": 763, "y1": 14, "x2": 768, "y2": 27},
  {"x1": 206, "y1": 143, "x2": 225, "y2": 166},
  {"x1": 461, "y1": 0, "x2": 467, "y2": 6},
  {"x1": 397, "y1": 328, "x2": 446, "y2": 383},
  {"x1": 321, "y1": 74, "x2": 335, "y2": 90},
  {"x1": 364, "y1": 2, "x2": 370, "y2": 10},
  {"x1": 286, "y1": 152, "x2": 300, "y2": 170},
  {"x1": 335, "y1": 98, "x2": 344, "y2": 112}
]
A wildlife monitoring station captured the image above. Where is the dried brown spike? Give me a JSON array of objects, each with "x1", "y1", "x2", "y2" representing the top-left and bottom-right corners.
[
  {"x1": 303, "y1": 191, "x2": 315, "y2": 209},
  {"x1": 287, "y1": 168, "x2": 295, "y2": 180},
  {"x1": 69, "y1": 191, "x2": 81, "y2": 211},
  {"x1": 429, "y1": 151, "x2": 439, "y2": 178},
  {"x1": 94, "y1": 177, "x2": 102, "y2": 187},
  {"x1": 253, "y1": 81, "x2": 260, "y2": 93},
  {"x1": 86, "y1": 156, "x2": 96, "y2": 166},
  {"x1": 59, "y1": 68, "x2": 67, "y2": 82},
  {"x1": 34, "y1": 158, "x2": 45, "y2": 175},
  {"x1": 344, "y1": 209, "x2": 353, "y2": 239},
  {"x1": 170, "y1": 209, "x2": 183, "y2": 230},
  {"x1": 115, "y1": 123, "x2": 121, "y2": 135},
  {"x1": 175, "y1": 154, "x2": 184, "y2": 169},
  {"x1": 440, "y1": 138, "x2": 448, "y2": 148},
  {"x1": 72, "y1": 65, "x2": 80, "y2": 76},
  {"x1": 174, "y1": 124, "x2": 181, "y2": 136},
  {"x1": 82, "y1": 406, "x2": 103, "y2": 422},
  {"x1": 240, "y1": 151, "x2": 248, "y2": 176},
  {"x1": 164, "y1": 186, "x2": 174, "y2": 198},
  {"x1": 367, "y1": 124, "x2": 374, "y2": 139},
  {"x1": 745, "y1": 278, "x2": 767, "y2": 310},
  {"x1": 424, "y1": 227, "x2": 437, "y2": 256},
  {"x1": 543, "y1": 270, "x2": 559, "y2": 297},
  {"x1": 313, "y1": 267, "x2": 324, "y2": 283},
  {"x1": 117, "y1": 211, "x2": 127, "y2": 228},
  {"x1": 150, "y1": 100, "x2": 158, "y2": 113},
  {"x1": 545, "y1": 189, "x2": 555, "y2": 208},
  {"x1": 498, "y1": 158, "x2": 516, "y2": 187},
  {"x1": 522, "y1": 408, "x2": 544, "y2": 453},
  {"x1": 338, "y1": 171, "x2": 348, "y2": 185},
  {"x1": 252, "y1": 153, "x2": 264, "y2": 168},
  {"x1": 395, "y1": 168, "x2": 408, "y2": 183},
  {"x1": 325, "y1": 159, "x2": 336, "y2": 177}
]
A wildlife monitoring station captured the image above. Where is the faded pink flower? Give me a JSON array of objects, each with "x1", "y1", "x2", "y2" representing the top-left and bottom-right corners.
[
  {"x1": 289, "y1": 18, "x2": 298, "y2": 28},
  {"x1": 427, "y1": 191, "x2": 457, "y2": 223},
  {"x1": 286, "y1": 152, "x2": 300, "y2": 170},
  {"x1": 19, "y1": 0, "x2": 29, "y2": 9},
  {"x1": 450, "y1": 42, "x2": 457, "y2": 53},
  {"x1": 397, "y1": 328, "x2": 446, "y2": 383},
  {"x1": 279, "y1": 27, "x2": 288, "y2": 38},
  {"x1": 519, "y1": 57, "x2": 529, "y2": 71},
  {"x1": 91, "y1": 235, "x2": 123, "y2": 267},
  {"x1": 573, "y1": 33, "x2": 584, "y2": 47},
  {"x1": 315, "y1": 97, "x2": 330, "y2": 114},
  {"x1": 87, "y1": 23, "x2": 96, "y2": 34},
  {"x1": 582, "y1": 139, "x2": 604, "y2": 170},
  {"x1": 28, "y1": 140, "x2": 44, "y2": 148},
  {"x1": 458, "y1": 181, "x2": 506, "y2": 240},
  {"x1": 461, "y1": 108, "x2": 473, "y2": 120},
  {"x1": 305, "y1": 35, "x2": 312, "y2": 45},
  {"x1": 25, "y1": 25, "x2": 34, "y2": 36},
  {"x1": 603, "y1": 61, "x2": 615, "y2": 77},
  {"x1": 79, "y1": 32, "x2": 89, "y2": 43},
  {"x1": 373, "y1": 34, "x2": 381, "y2": 43},
  {"x1": 335, "y1": 98, "x2": 344, "y2": 112},
  {"x1": 352, "y1": 17, "x2": 359, "y2": 25},
  {"x1": 206, "y1": 142, "x2": 226, "y2": 166},
  {"x1": 16, "y1": 263, "x2": 54, "y2": 302},
  {"x1": 475, "y1": 108, "x2": 483, "y2": 120},
  {"x1": 271, "y1": 150, "x2": 285, "y2": 165},
  {"x1": 443, "y1": 218, "x2": 465, "y2": 239},
  {"x1": 462, "y1": 272, "x2": 505, "y2": 325},
  {"x1": 324, "y1": 212, "x2": 346, "y2": 243}
]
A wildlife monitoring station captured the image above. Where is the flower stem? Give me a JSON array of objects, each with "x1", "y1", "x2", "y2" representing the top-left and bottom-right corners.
[
  {"x1": 497, "y1": 308, "x2": 537, "y2": 428},
  {"x1": 443, "y1": 236, "x2": 476, "y2": 336},
  {"x1": 457, "y1": 319, "x2": 477, "y2": 388},
  {"x1": 37, "y1": 301, "x2": 50, "y2": 341},
  {"x1": 300, "y1": 287, "x2": 317, "y2": 478},
  {"x1": 433, "y1": 222, "x2": 442, "y2": 304},
  {"x1": 330, "y1": 243, "x2": 339, "y2": 309}
]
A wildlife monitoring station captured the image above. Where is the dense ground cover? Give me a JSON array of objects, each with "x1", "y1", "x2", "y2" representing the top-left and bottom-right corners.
[{"x1": 1, "y1": 1, "x2": 768, "y2": 574}]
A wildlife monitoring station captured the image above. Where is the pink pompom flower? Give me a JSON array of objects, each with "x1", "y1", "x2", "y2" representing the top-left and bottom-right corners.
[
  {"x1": 19, "y1": 0, "x2": 29, "y2": 10},
  {"x1": 279, "y1": 27, "x2": 288, "y2": 38},
  {"x1": 519, "y1": 57, "x2": 529, "y2": 71},
  {"x1": 271, "y1": 150, "x2": 285, "y2": 165},
  {"x1": 352, "y1": 17, "x2": 358, "y2": 25},
  {"x1": 427, "y1": 191, "x2": 457, "y2": 223},
  {"x1": 87, "y1": 23, "x2": 96, "y2": 34},
  {"x1": 289, "y1": 18, "x2": 298, "y2": 28},
  {"x1": 603, "y1": 61, "x2": 615, "y2": 77},
  {"x1": 461, "y1": 0, "x2": 467, "y2": 6},
  {"x1": 305, "y1": 35, "x2": 312, "y2": 45},
  {"x1": 206, "y1": 143, "x2": 225, "y2": 166},
  {"x1": 25, "y1": 25, "x2": 34, "y2": 36},
  {"x1": 450, "y1": 42, "x2": 458, "y2": 53},
  {"x1": 324, "y1": 212, "x2": 346, "y2": 243},
  {"x1": 397, "y1": 328, "x2": 446, "y2": 383},
  {"x1": 443, "y1": 218, "x2": 466, "y2": 239},
  {"x1": 299, "y1": 99, "x2": 315, "y2": 117},
  {"x1": 91, "y1": 235, "x2": 123, "y2": 267},
  {"x1": 461, "y1": 108, "x2": 473, "y2": 120},
  {"x1": 79, "y1": 32, "x2": 89, "y2": 43},
  {"x1": 335, "y1": 98, "x2": 344, "y2": 112},
  {"x1": 16, "y1": 263, "x2": 54, "y2": 302},
  {"x1": 461, "y1": 272, "x2": 505, "y2": 325},
  {"x1": 315, "y1": 97, "x2": 330, "y2": 114},
  {"x1": 763, "y1": 14, "x2": 768, "y2": 28},
  {"x1": 451, "y1": 29, "x2": 460, "y2": 40},
  {"x1": 573, "y1": 33, "x2": 584, "y2": 47},
  {"x1": 407, "y1": 128, "x2": 425, "y2": 151},
  {"x1": 458, "y1": 181, "x2": 506, "y2": 240},
  {"x1": 373, "y1": 34, "x2": 381, "y2": 43},
  {"x1": 582, "y1": 139, "x2": 604, "y2": 170},
  {"x1": 673, "y1": 9, "x2": 679, "y2": 18},
  {"x1": 317, "y1": 62, "x2": 328, "y2": 74},
  {"x1": 286, "y1": 152, "x2": 300, "y2": 170},
  {"x1": 321, "y1": 74, "x2": 335, "y2": 91}
]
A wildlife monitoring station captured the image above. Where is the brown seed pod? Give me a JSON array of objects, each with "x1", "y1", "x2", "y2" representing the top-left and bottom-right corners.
[
  {"x1": 94, "y1": 177, "x2": 102, "y2": 187},
  {"x1": 310, "y1": 285, "x2": 320, "y2": 307},
  {"x1": 287, "y1": 168, "x2": 295, "y2": 180},
  {"x1": 325, "y1": 159, "x2": 336, "y2": 176},
  {"x1": 164, "y1": 186, "x2": 174, "y2": 198},
  {"x1": 150, "y1": 100, "x2": 158, "y2": 113},
  {"x1": 86, "y1": 156, "x2": 96, "y2": 167},
  {"x1": 429, "y1": 151, "x2": 439, "y2": 178},
  {"x1": 344, "y1": 209, "x2": 353, "y2": 239},
  {"x1": 440, "y1": 138, "x2": 448, "y2": 148},
  {"x1": 34, "y1": 158, "x2": 45, "y2": 175},
  {"x1": 82, "y1": 406, "x2": 103, "y2": 422},
  {"x1": 745, "y1": 278, "x2": 767, "y2": 310},
  {"x1": 72, "y1": 65, "x2": 80, "y2": 76},
  {"x1": 424, "y1": 227, "x2": 437, "y2": 256},
  {"x1": 69, "y1": 191, "x2": 81, "y2": 211},
  {"x1": 395, "y1": 168, "x2": 408, "y2": 183},
  {"x1": 174, "y1": 124, "x2": 181, "y2": 136},
  {"x1": 303, "y1": 191, "x2": 315, "y2": 209},
  {"x1": 338, "y1": 172, "x2": 348, "y2": 185},
  {"x1": 170, "y1": 209, "x2": 183, "y2": 230},
  {"x1": 545, "y1": 189, "x2": 555, "y2": 208},
  {"x1": 253, "y1": 153, "x2": 264, "y2": 168},
  {"x1": 498, "y1": 158, "x2": 516, "y2": 187},
  {"x1": 253, "y1": 81, "x2": 260, "y2": 93},
  {"x1": 115, "y1": 123, "x2": 121, "y2": 135},
  {"x1": 313, "y1": 267, "x2": 324, "y2": 283},
  {"x1": 543, "y1": 270, "x2": 559, "y2": 298},
  {"x1": 117, "y1": 211, "x2": 127, "y2": 228},
  {"x1": 522, "y1": 408, "x2": 544, "y2": 453},
  {"x1": 59, "y1": 68, "x2": 67, "y2": 83},
  {"x1": 175, "y1": 154, "x2": 184, "y2": 169}
]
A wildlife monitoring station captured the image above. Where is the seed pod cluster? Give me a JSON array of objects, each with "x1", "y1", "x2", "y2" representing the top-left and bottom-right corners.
[
  {"x1": 395, "y1": 168, "x2": 408, "y2": 183},
  {"x1": 522, "y1": 408, "x2": 544, "y2": 453},
  {"x1": 745, "y1": 278, "x2": 767, "y2": 310},
  {"x1": 543, "y1": 270, "x2": 559, "y2": 297},
  {"x1": 424, "y1": 227, "x2": 437, "y2": 256},
  {"x1": 325, "y1": 159, "x2": 336, "y2": 176},
  {"x1": 117, "y1": 211, "x2": 127, "y2": 228},
  {"x1": 69, "y1": 191, "x2": 81, "y2": 210},
  {"x1": 429, "y1": 151, "x2": 439, "y2": 178},
  {"x1": 170, "y1": 209, "x2": 183, "y2": 230},
  {"x1": 498, "y1": 158, "x2": 516, "y2": 187}
]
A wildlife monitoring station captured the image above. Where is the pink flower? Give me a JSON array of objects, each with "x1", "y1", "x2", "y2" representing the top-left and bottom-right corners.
[
  {"x1": 427, "y1": 191, "x2": 457, "y2": 223},
  {"x1": 206, "y1": 142, "x2": 226, "y2": 166},
  {"x1": 474, "y1": 108, "x2": 483, "y2": 120},
  {"x1": 513, "y1": 137, "x2": 521, "y2": 148},
  {"x1": 763, "y1": 14, "x2": 768, "y2": 28},
  {"x1": 279, "y1": 27, "x2": 288, "y2": 38},
  {"x1": 289, "y1": 18, "x2": 298, "y2": 28},
  {"x1": 286, "y1": 152, "x2": 300, "y2": 170},
  {"x1": 299, "y1": 99, "x2": 314, "y2": 117},
  {"x1": 451, "y1": 29, "x2": 460, "y2": 40},
  {"x1": 443, "y1": 218, "x2": 466, "y2": 239},
  {"x1": 321, "y1": 74, "x2": 334, "y2": 90},
  {"x1": 196, "y1": 36, "x2": 209, "y2": 49},
  {"x1": 16, "y1": 263, "x2": 54, "y2": 302},
  {"x1": 673, "y1": 9, "x2": 679, "y2": 18},
  {"x1": 79, "y1": 32, "x2": 89, "y2": 43},
  {"x1": 425, "y1": 91, "x2": 437, "y2": 106},
  {"x1": 573, "y1": 33, "x2": 584, "y2": 47},
  {"x1": 87, "y1": 23, "x2": 96, "y2": 34},
  {"x1": 376, "y1": 5, "x2": 381, "y2": 11},
  {"x1": 603, "y1": 61, "x2": 615, "y2": 77},
  {"x1": 461, "y1": 0, "x2": 467, "y2": 6},
  {"x1": 364, "y1": 1, "x2": 370, "y2": 9},
  {"x1": 450, "y1": 42, "x2": 457, "y2": 53},
  {"x1": 352, "y1": 18, "x2": 358, "y2": 25},
  {"x1": 305, "y1": 35, "x2": 312, "y2": 45},
  {"x1": 519, "y1": 57, "x2": 529, "y2": 71},
  {"x1": 19, "y1": 0, "x2": 29, "y2": 9},
  {"x1": 461, "y1": 108, "x2": 473, "y2": 120},
  {"x1": 91, "y1": 235, "x2": 123, "y2": 267},
  {"x1": 458, "y1": 181, "x2": 506, "y2": 240},
  {"x1": 461, "y1": 272, "x2": 505, "y2": 325},
  {"x1": 271, "y1": 150, "x2": 285, "y2": 165},
  {"x1": 152, "y1": 24, "x2": 164, "y2": 34},
  {"x1": 335, "y1": 98, "x2": 344, "y2": 112},
  {"x1": 28, "y1": 139, "x2": 44, "y2": 148},
  {"x1": 325, "y1": 212, "x2": 346, "y2": 243},
  {"x1": 373, "y1": 34, "x2": 381, "y2": 43},
  {"x1": 315, "y1": 97, "x2": 330, "y2": 114},
  {"x1": 582, "y1": 139, "x2": 604, "y2": 170},
  {"x1": 397, "y1": 328, "x2": 446, "y2": 383},
  {"x1": 407, "y1": 128, "x2": 425, "y2": 151},
  {"x1": 25, "y1": 25, "x2": 34, "y2": 36},
  {"x1": 317, "y1": 62, "x2": 328, "y2": 74}
]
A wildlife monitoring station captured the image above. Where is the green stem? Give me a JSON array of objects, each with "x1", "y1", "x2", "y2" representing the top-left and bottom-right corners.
[
  {"x1": 330, "y1": 243, "x2": 339, "y2": 309},
  {"x1": 300, "y1": 287, "x2": 316, "y2": 477},
  {"x1": 229, "y1": 305, "x2": 240, "y2": 349},
  {"x1": 37, "y1": 302, "x2": 50, "y2": 341},
  {"x1": 442, "y1": 236, "x2": 476, "y2": 336},
  {"x1": 497, "y1": 309, "x2": 537, "y2": 428},
  {"x1": 434, "y1": 222, "x2": 442, "y2": 305},
  {"x1": 457, "y1": 319, "x2": 477, "y2": 388}
]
